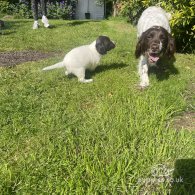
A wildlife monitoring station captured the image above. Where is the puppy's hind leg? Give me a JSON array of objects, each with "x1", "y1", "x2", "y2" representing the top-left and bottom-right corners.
[
  {"x1": 64, "y1": 67, "x2": 71, "y2": 77},
  {"x1": 75, "y1": 68, "x2": 93, "y2": 83},
  {"x1": 65, "y1": 70, "x2": 70, "y2": 76}
]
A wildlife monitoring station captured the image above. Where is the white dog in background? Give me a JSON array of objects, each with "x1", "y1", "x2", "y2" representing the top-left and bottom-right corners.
[
  {"x1": 135, "y1": 6, "x2": 175, "y2": 88},
  {"x1": 43, "y1": 36, "x2": 115, "y2": 83}
]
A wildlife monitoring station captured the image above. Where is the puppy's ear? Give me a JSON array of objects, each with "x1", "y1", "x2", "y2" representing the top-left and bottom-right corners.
[
  {"x1": 166, "y1": 34, "x2": 176, "y2": 58},
  {"x1": 96, "y1": 37, "x2": 107, "y2": 55},
  {"x1": 135, "y1": 34, "x2": 145, "y2": 58}
]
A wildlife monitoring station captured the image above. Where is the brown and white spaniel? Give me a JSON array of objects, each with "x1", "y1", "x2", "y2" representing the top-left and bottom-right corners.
[{"x1": 135, "y1": 6, "x2": 175, "y2": 88}]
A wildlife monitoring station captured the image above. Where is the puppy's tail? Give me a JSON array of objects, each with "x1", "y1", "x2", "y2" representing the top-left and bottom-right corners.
[{"x1": 42, "y1": 61, "x2": 64, "y2": 71}]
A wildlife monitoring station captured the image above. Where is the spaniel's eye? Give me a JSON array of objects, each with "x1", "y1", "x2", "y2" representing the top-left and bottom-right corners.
[
  {"x1": 147, "y1": 34, "x2": 153, "y2": 39},
  {"x1": 160, "y1": 35, "x2": 165, "y2": 40}
]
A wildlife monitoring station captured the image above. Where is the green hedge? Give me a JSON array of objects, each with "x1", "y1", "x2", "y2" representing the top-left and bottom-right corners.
[
  {"x1": 0, "y1": 0, "x2": 18, "y2": 4},
  {"x1": 0, "y1": 0, "x2": 10, "y2": 13},
  {"x1": 0, "y1": 0, "x2": 75, "y2": 20},
  {"x1": 119, "y1": 0, "x2": 195, "y2": 53}
]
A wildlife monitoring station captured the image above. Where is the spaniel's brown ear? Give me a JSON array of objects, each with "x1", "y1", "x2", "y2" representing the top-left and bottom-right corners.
[
  {"x1": 166, "y1": 33, "x2": 176, "y2": 58},
  {"x1": 135, "y1": 34, "x2": 146, "y2": 58}
]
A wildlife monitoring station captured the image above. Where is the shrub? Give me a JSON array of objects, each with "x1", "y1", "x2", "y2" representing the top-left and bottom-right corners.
[
  {"x1": 46, "y1": 1, "x2": 72, "y2": 19},
  {"x1": 0, "y1": 0, "x2": 18, "y2": 4},
  {"x1": 119, "y1": 0, "x2": 195, "y2": 53},
  {"x1": 0, "y1": 1, "x2": 10, "y2": 13},
  {"x1": 7, "y1": 2, "x2": 32, "y2": 19},
  {"x1": 0, "y1": 0, "x2": 76, "y2": 20},
  {"x1": 161, "y1": 0, "x2": 195, "y2": 53},
  {"x1": 119, "y1": 0, "x2": 145, "y2": 25}
]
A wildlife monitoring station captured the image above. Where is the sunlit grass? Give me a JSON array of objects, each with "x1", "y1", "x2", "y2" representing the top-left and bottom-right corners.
[{"x1": 0, "y1": 18, "x2": 194, "y2": 194}]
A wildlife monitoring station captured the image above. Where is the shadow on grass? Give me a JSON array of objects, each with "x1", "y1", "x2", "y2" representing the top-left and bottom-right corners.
[
  {"x1": 0, "y1": 20, "x2": 18, "y2": 35},
  {"x1": 0, "y1": 20, "x2": 31, "y2": 35},
  {"x1": 171, "y1": 159, "x2": 195, "y2": 194},
  {"x1": 47, "y1": 25, "x2": 57, "y2": 29},
  {"x1": 0, "y1": 30, "x2": 16, "y2": 35},
  {"x1": 5, "y1": 20, "x2": 32, "y2": 28},
  {"x1": 0, "y1": 20, "x2": 59, "y2": 34},
  {"x1": 85, "y1": 62, "x2": 128, "y2": 78},
  {"x1": 149, "y1": 57, "x2": 179, "y2": 81},
  {"x1": 67, "y1": 20, "x2": 100, "y2": 26}
]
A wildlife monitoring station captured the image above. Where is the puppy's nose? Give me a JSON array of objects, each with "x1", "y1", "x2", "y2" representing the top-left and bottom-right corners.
[{"x1": 112, "y1": 41, "x2": 116, "y2": 48}]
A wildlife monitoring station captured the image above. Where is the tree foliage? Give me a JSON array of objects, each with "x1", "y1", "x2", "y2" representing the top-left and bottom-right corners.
[{"x1": 103, "y1": 0, "x2": 195, "y2": 53}]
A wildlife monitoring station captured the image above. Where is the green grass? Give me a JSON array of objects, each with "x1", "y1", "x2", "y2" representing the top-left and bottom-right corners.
[{"x1": 0, "y1": 18, "x2": 195, "y2": 194}]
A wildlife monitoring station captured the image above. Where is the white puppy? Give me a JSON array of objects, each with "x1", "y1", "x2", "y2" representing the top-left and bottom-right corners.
[{"x1": 43, "y1": 36, "x2": 115, "y2": 83}]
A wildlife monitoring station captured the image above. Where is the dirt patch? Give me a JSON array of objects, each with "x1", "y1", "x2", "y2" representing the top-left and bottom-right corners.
[
  {"x1": 172, "y1": 74, "x2": 195, "y2": 131},
  {"x1": 0, "y1": 51, "x2": 60, "y2": 67},
  {"x1": 173, "y1": 112, "x2": 195, "y2": 131},
  {"x1": 185, "y1": 82, "x2": 195, "y2": 111}
]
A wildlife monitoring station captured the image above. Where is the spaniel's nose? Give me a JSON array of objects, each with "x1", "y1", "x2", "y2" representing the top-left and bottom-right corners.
[{"x1": 151, "y1": 44, "x2": 159, "y2": 52}]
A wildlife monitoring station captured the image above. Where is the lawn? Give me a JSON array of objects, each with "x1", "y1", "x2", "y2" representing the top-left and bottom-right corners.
[{"x1": 0, "y1": 18, "x2": 195, "y2": 194}]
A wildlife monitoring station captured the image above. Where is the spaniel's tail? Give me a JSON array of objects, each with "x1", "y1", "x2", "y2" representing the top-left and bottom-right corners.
[{"x1": 42, "y1": 61, "x2": 64, "y2": 71}]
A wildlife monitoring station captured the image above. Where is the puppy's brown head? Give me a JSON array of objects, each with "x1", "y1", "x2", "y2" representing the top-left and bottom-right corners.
[
  {"x1": 96, "y1": 36, "x2": 115, "y2": 55},
  {"x1": 135, "y1": 26, "x2": 175, "y2": 64}
]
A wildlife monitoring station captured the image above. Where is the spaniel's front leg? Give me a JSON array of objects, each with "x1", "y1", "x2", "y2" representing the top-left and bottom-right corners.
[{"x1": 138, "y1": 55, "x2": 149, "y2": 88}]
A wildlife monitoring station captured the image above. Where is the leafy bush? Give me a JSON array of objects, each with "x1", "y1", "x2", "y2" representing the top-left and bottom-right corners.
[
  {"x1": 119, "y1": 0, "x2": 145, "y2": 25},
  {"x1": 161, "y1": 0, "x2": 195, "y2": 53},
  {"x1": 46, "y1": 2, "x2": 72, "y2": 19},
  {"x1": 7, "y1": 2, "x2": 32, "y2": 19},
  {"x1": 0, "y1": 0, "x2": 10, "y2": 13},
  {"x1": 1, "y1": 0, "x2": 18, "y2": 4},
  {"x1": 0, "y1": 0, "x2": 76, "y2": 20},
  {"x1": 119, "y1": 0, "x2": 195, "y2": 53}
]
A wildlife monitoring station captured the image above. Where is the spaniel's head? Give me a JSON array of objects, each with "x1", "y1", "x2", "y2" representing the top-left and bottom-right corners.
[{"x1": 135, "y1": 26, "x2": 175, "y2": 64}]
